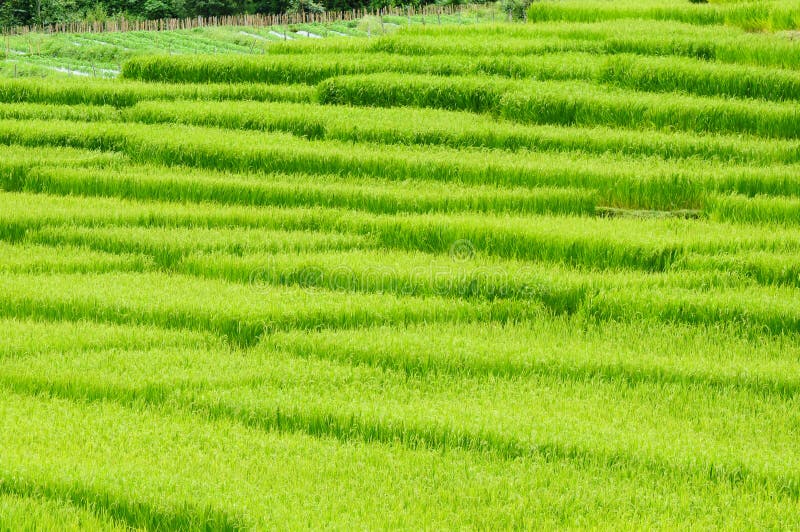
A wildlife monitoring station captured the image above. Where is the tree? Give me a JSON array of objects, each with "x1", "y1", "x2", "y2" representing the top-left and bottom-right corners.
[
  {"x1": 32, "y1": 0, "x2": 77, "y2": 25},
  {"x1": 287, "y1": 0, "x2": 323, "y2": 14},
  {"x1": 0, "y1": 0, "x2": 30, "y2": 27},
  {"x1": 501, "y1": 0, "x2": 530, "y2": 21},
  {"x1": 186, "y1": 0, "x2": 247, "y2": 16},
  {"x1": 143, "y1": 0, "x2": 172, "y2": 18}
]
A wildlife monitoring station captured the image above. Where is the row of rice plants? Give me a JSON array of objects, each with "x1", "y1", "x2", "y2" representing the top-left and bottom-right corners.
[
  {"x1": 3, "y1": 327, "x2": 800, "y2": 501},
  {"x1": 10, "y1": 175, "x2": 796, "y2": 292},
  {"x1": 122, "y1": 50, "x2": 800, "y2": 103},
  {"x1": 3, "y1": 388, "x2": 789, "y2": 528},
  {"x1": 5, "y1": 189, "x2": 799, "y2": 273},
  {"x1": 8, "y1": 213, "x2": 796, "y2": 295},
  {"x1": 0, "y1": 272, "x2": 538, "y2": 346},
  {"x1": 0, "y1": 317, "x2": 217, "y2": 358},
  {"x1": 3, "y1": 177, "x2": 796, "y2": 283},
  {"x1": 599, "y1": 54, "x2": 800, "y2": 102},
  {"x1": 335, "y1": 214, "x2": 800, "y2": 270},
  {"x1": 0, "y1": 489, "x2": 129, "y2": 531},
  {"x1": 0, "y1": 102, "x2": 118, "y2": 122},
  {"x1": 0, "y1": 192, "x2": 344, "y2": 239},
  {"x1": 267, "y1": 319, "x2": 800, "y2": 393},
  {"x1": 25, "y1": 225, "x2": 371, "y2": 268},
  {"x1": 678, "y1": 250, "x2": 800, "y2": 288},
  {"x1": 318, "y1": 75, "x2": 800, "y2": 139},
  {"x1": 0, "y1": 241, "x2": 151, "y2": 274},
  {"x1": 526, "y1": 0, "x2": 732, "y2": 26},
  {"x1": 120, "y1": 51, "x2": 603, "y2": 85},
  {"x1": 527, "y1": 0, "x2": 800, "y2": 32},
  {"x1": 707, "y1": 194, "x2": 800, "y2": 225},
  {"x1": 2, "y1": 234, "x2": 799, "y2": 335},
  {"x1": 14, "y1": 165, "x2": 597, "y2": 216},
  {"x1": 0, "y1": 99, "x2": 786, "y2": 174},
  {"x1": 3, "y1": 315, "x2": 795, "y2": 406},
  {"x1": 0, "y1": 78, "x2": 313, "y2": 107},
  {"x1": 124, "y1": 100, "x2": 800, "y2": 164},
  {"x1": 0, "y1": 144, "x2": 122, "y2": 173},
  {"x1": 262, "y1": 20, "x2": 800, "y2": 69},
  {"x1": 16, "y1": 97, "x2": 775, "y2": 163},
  {"x1": 182, "y1": 242, "x2": 800, "y2": 296},
  {"x1": 7, "y1": 119, "x2": 800, "y2": 209}
]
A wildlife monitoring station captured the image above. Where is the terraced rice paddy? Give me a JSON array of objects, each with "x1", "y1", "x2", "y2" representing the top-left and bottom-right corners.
[{"x1": 2, "y1": 1, "x2": 800, "y2": 528}]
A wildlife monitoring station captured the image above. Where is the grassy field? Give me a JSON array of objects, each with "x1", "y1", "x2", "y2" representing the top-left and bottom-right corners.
[{"x1": 2, "y1": 0, "x2": 800, "y2": 529}]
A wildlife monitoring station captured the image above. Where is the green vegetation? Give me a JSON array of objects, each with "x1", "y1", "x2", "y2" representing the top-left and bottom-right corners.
[
  {"x1": 2, "y1": 2, "x2": 800, "y2": 528},
  {"x1": 0, "y1": 78, "x2": 314, "y2": 106},
  {"x1": 125, "y1": 50, "x2": 800, "y2": 103},
  {"x1": 527, "y1": 0, "x2": 800, "y2": 32}
]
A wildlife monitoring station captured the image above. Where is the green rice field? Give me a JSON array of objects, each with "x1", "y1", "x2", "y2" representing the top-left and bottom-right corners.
[{"x1": 2, "y1": 0, "x2": 800, "y2": 529}]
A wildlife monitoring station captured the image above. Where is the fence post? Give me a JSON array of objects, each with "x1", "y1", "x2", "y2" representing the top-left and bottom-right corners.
[{"x1": 3, "y1": 3, "x2": 493, "y2": 37}]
